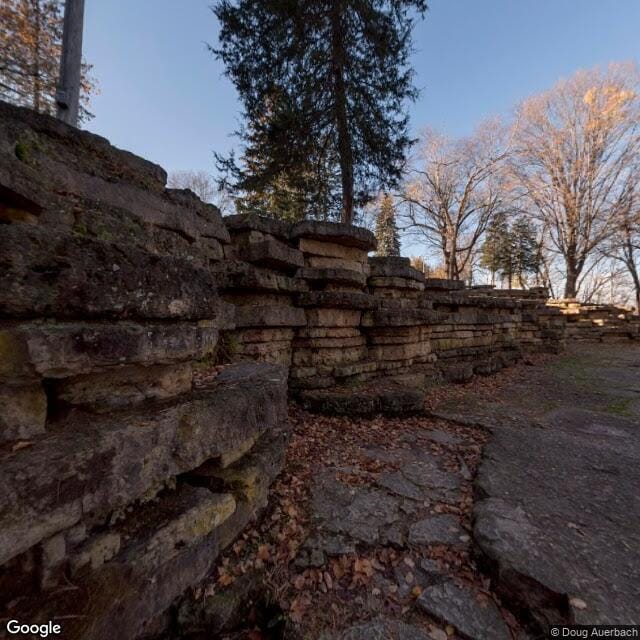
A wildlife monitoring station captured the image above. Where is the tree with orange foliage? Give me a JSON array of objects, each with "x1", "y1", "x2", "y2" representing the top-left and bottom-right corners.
[
  {"x1": 0, "y1": 0, "x2": 95, "y2": 121},
  {"x1": 510, "y1": 62, "x2": 640, "y2": 299}
]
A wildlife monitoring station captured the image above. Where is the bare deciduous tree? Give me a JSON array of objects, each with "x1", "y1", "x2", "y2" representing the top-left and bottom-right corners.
[
  {"x1": 600, "y1": 172, "x2": 640, "y2": 310},
  {"x1": 167, "y1": 170, "x2": 233, "y2": 214},
  {"x1": 400, "y1": 121, "x2": 512, "y2": 280},
  {"x1": 510, "y1": 62, "x2": 640, "y2": 299}
]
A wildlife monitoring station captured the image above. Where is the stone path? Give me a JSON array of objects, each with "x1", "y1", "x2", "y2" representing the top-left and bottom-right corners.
[
  {"x1": 433, "y1": 343, "x2": 640, "y2": 631},
  {"x1": 179, "y1": 343, "x2": 639, "y2": 640}
]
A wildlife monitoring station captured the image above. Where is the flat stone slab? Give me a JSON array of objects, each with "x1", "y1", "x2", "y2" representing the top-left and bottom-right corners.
[
  {"x1": 408, "y1": 515, "x2": 465, "y2": 545},
  {"x1": 298, "y1": 385, "x2": 424, "y2": 417},
  {"x1": 223, "y1": 212, "x2": 291, "y2": 239},
  {"x1": 464, "y1": 344, "x2": 640, "y2": 629},
  {"x1": 417, "y1": 580, "x2": 511, "y2": 640},
  {"x1": 291, "y1": 220, "x2": 376, "y2": 251}
]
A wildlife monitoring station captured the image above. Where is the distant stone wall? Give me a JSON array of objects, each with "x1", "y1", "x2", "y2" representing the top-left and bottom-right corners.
[
  {"x1": 0, "y1": 101, "x2": 289, "y2": 640},
  {"x1": 547, "y1": 300, "x2": 640, "y2": 341},
  {"x1": 217, "y1": 215, "x2": 569, "y2": 395}
]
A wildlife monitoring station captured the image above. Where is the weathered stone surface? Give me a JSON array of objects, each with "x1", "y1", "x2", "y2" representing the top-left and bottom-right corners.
[
  {"x1": 310, "y1": 473, "x2": 401, "y2": 546},
  {"x1": 223, "y1": 212, "x2": 291, "y2": 239},
  {"x1": 423, "y1": 278, "x2": 466, "y2": 291},
  {"x1": 408, "y1": 515, "x2": 465, "y2": 545},
  {"x1": 1, "y1": 105, "x2": 229, "y2": 244},
  {"x1": 305, "y1": 308, "x2": 362, "y2": 328},
  {"x1": 0, "y1": 362, "x2": 287, "y2": 565},
  {"x1": 298, "y1": 237, "x2": 369, "y2": 262},
  {"x1": 176, "y1": 571, "x2": 265, "y2": 638},
  {"x1": 0, "y1": 225, "x2": 233, "y2": 320},
  {"x1": 306, "y1": 255, "x2": 371, "y2": 274},
  {"x1": 238, "y1": 238, "x2": 304, "y2": 272},
  {"x1": 234, "y1": 305, "x2": 306, "y2": 328},
  {"x1": 291, "y1": 220, "x2": 376, "y2": 251},
  {"x1": 368, "y1": 256, "x2": 425, "y2": 282},
  {"x1": 362, "y1": 309, "x2": 444, "y2": 327},
  {"x1": 0, "y1": 321, "x2": 220, "y2": 381},
  {"x1": 212, "y1": 261, "x2": 308, "y2": 293},
  {"x1": 51, "y1": 362, "x2": 193, "y2": 411},
  {"x1": 0, "y1": 381, "x2": 47, "y2": 441},
  {"x1": 187, "y1": 428, "x2": 287, "y2": 505},
  {"x1": 297, "y1": 291, "x2": 377, "y2": 310},
  {"x1": 297, "y1": 266, "x2": 367, "y2": 288},
  {"x1": 417, "y1": 580, "x2": 511, "y2": 640},
  {"x1": 439, "y1": 362, "x2": 474, "y2": 383},
  {"x1": 368, "y1": 276, "x2": 425, "y2": 290}
]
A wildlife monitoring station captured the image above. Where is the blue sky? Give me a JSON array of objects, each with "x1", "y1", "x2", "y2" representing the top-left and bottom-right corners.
[{"x1": 84, "y1": 0, "x2": 640, "y2": 176}]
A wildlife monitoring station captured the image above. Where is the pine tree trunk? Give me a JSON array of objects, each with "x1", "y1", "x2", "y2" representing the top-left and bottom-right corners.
[{"x1": 330, "y1": 1, "x2": 354, "y2": 225}]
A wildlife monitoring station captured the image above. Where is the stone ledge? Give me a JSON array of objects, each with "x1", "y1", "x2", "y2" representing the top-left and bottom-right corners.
[
  {"x1": 369, "y1": 256, "x2": 425, "y2": 282},
  {"x1": 223, "y1": 213, "x2": 291, "y2": 240},
  {"x1": 212, "y1": 261, "x2": 308, "y2": 294},
  {"x1": 0, "y1": 224, "x2": 234, "y2": 321},
  {"x1": 291, "y1": 221, "x2": 376, "y2": 251},
  {"x1": 0, "y1": 321, "x2": 220, "y2": 382},
  {"x1": 238, "y1": 238, "x2": 304, "y2": 272},
  {"x1": 0, "y1": 362, "x2": 287, "y2": 566},
  {"x1": 362, "y1": 309, "x2": 445, "y2": 327}
]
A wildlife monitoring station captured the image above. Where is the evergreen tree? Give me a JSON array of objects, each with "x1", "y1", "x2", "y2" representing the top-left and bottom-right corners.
[
  {"x1": 375, "y1": 193, "x2": 401, "y2": 256},
  {"x1": 480, "y1": 214, "x2": 510, "y2": 285},
  {"x1": 510, "y1": 216, "x2": 540, "y2": 287},
  {"x1": 213, "y1": 0, "x2": 427, "y2": 224},
  {"x1": 480, "y1": 215, "x2": 539, "y2": 287}
]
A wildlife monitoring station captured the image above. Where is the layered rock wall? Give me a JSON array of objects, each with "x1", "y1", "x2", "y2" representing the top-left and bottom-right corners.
[
  {"x1": 547, "y1": 300, "x2": 640, "y2": 341},
  {"x1": 0, "y1": 102, "x2": 289, "y2": 640},
  {"x1": 1, "y1": 101, "x2": 637, "y2": 639}
]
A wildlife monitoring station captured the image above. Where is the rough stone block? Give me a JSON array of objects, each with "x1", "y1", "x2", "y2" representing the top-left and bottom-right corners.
[
  {"x1": 307, "y1": 255, "x2": 370, "y2": 275},
  {"x1": 212, "y1": 261, "x2": 308, "y2": 294},
  {"x1": 304, "y1": 308, "x2": 362, "y2": 328},
  {"x1": 238, "y1": 238, "x2": 304, "y2": 272},
  {"x1": 296, "y1": 267, "x2": 367, "y2": 288},
  {"x1": 223, "y1": 213, "x2": 291, "y2": 240}
]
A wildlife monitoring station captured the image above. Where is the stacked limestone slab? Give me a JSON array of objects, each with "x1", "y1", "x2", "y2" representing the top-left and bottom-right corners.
[
  {"x1": 547, "y1": 300, "x2": 640, "y2": 342},
  {"x1": 290, "y1": 221, "x2": 378, "y2": 390},
  {"x1": 426, "y1": 281, "x2": 522, "y2": 381},
  {"x1": 214, "y1": 214, "x2": 307, "y2": 366},
  {"x1": 0, "y1": 102, "x2": 288, "y2": 640},
  {"x1": 363, "y1": 257, "x2": 438, "y2": 385}
]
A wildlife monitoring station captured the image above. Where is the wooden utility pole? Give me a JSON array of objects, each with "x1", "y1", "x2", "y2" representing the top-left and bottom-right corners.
[{"x1": 55, "y1": 0, "x2": 85, "y2": 126}]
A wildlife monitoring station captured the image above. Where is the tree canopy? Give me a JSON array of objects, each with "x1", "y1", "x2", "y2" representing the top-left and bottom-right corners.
[{"x1": 213, "y1": 0, "x2": 427, "y2": 224}]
